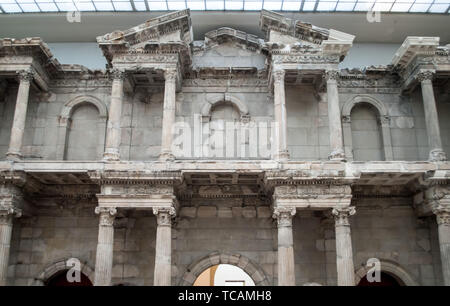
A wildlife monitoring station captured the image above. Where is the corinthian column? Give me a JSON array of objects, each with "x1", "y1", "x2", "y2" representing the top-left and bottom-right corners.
[
  {"x1": 434, "y1": 206, "x2": 450, "y2": 285},
  {"x1": 332, "y1": 206, "x2": 356, "y2": 286},
  {"x1": 417, "y1": 70, "x2": 447, "y2": 161},
  {"x1": 0, "y1": 206, "x2": 21, "y2": 286},
  {"x1": 273, "y1": 69, "x2": 289, "y2": 160},
  {"x1": 153, "y1": 207, "x2": 175, "y2": 286},
  {"x1": 104, "y1": 69, "x2": 125, "y2": 161},
  {"x1": 6, "y1": 69, "x2": 34, "y2": 160},
  {"x1": 159, "y1": 68, "x2": 177, "y2": 161},
  {"x1": 94, "y1": 207, "x2": 116, "y2": 286},
  {"x1": 325, "y1": 70, "x2": 345, "y2": 161},
  {"x1": 273, "y1": 207, "x2": 296, "y2": 286}
]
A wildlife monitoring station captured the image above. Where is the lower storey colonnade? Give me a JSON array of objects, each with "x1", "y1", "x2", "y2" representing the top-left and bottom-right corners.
[{"x1": 0, "y1": 168, "x2": 449, "y2": 286}]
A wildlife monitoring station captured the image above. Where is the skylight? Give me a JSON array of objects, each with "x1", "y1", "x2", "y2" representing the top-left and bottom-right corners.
[{"x1": 0, "y1": 0, "x2": 448, "y2": 13}]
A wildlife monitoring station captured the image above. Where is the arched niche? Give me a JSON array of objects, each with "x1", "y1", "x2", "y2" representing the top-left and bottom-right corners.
[
  {"x1": 57, "y1": 95, "x2": 108, "y2": 160},
  {"x1": 179, "y1": 252, "x2": 270, "y2": 286},
  {"x1": 342, "y1": 95, "x2": 393, "y2": 161},
  {"x1": 199, "y1": 94, "x2": 251, "y2": 159},
  {"x1": 33, "y1": 258, "x2": 94, "y2": 286},
  {"x1": 354, "y1": 260, "x2": 419, "y2": 286}
]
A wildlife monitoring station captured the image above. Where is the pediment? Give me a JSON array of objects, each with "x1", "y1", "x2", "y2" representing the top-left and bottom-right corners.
[
  {"x1": 259, "y1": 10, "x2": 354, "y2": 51},
  {"x1": 97, "y1": 10, "x2": 192, "y2": 47}
]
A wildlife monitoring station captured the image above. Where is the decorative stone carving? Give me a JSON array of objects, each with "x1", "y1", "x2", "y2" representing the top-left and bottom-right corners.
[
  {"x1": 272, "y1": 206, "x2": 296, "y2": 227},
  {"x1": 429, "y1": 149, "x2": 447, "y2": 162},
  {"x1": 416, "y1": 70, "x2": 435, "y2": 82},
  {"x1": 332, "y1": 206, "x2": 356, "y2": 226},
  {"x1": 17, "y1": 69, "x2": 34, "y2": 82},
  {"x1": 164, "y1": 68, "x2": 177, "y2": 81},
  {"x1": 109, "y1": 68, "x2": 126, "y2": 80},
  {"x1": 153, "y1": 206, "x2": 176, "y2": 226},
  {"x1": 0, "y1": 205, "x2": 22, "y2": 225},
  {"x1": 324, "y1": 70, "x2": 340, "y2": 82},
  {"x1": 273, "y1": 69, "x2": 285, "y2": 83},
  {"x1": 95, "y1": 207, "x2": 117, "y2": 226}
]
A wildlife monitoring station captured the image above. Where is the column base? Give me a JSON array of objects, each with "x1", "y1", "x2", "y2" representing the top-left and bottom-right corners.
[
  {"x1": 273, "y1": 150, "x2": 290, "y2": 161},
  {"x1": 103, "y1": 149, "x2": 120, "y2": 161},
  {"x1": 429, "y1": 149, "x2": 447, "y2": 162},
  {"x1": 5, "y1": 151, "x2": 21, "y2": 161},
  {"x1": 328, "y1": 149, "x2": 346, "y2": 161}
]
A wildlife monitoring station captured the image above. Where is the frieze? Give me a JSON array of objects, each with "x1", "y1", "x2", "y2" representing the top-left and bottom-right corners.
[
  {"x1": 273, "y1": 185, "x2": 352, "y2": 199},
  {"x1": 272, "y1": 54, "x2": 340, "y2": 64}
]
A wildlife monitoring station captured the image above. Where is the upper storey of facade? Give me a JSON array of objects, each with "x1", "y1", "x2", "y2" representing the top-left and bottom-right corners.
[{"x1": 0, "y1": 9, "x2": 449, "y2": 165}]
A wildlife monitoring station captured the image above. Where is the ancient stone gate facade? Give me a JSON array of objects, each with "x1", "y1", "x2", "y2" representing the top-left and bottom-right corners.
[{"x1": 0, "y1": 10, "x2": 449, "y2": 286}]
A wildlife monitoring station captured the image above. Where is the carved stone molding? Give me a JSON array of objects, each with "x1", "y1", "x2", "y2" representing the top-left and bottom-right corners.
[
  {"x1": 95, "y1": 207, "x2": 117, "y2": 227},
  {"x1": 17, "y1": 68, "x2": 34, "y2": 82},
  {"x1": 273, "y1": 69, "x2": 285, "y2": 83},
  {"x1": 416, "y1": 70, "x2": 435, "y2": 82},
  {"x1": 0, "y1": 205, "x2": 22, "y2": 225},
  {"x1": 109, "y1": 68, "x2": 126, "y2": 80},
  {"x1": 164, "y1": 68, "x2": 177, "y2": 82},
  {"x1": 272, "y1": 206, "x2": 296, "y2": 227},
  {"x1": 332, "y1": 206, "x2": 356, "y2": 227},
  {"x1": 153, "y1": 206, "x2": 176, "y2": 226},
  {"x1": 429, "y1": 149, "x2": 447, "y2": 162},
  {"x1": 324, "y1": 70, "x2": 340, "y2": 82}
]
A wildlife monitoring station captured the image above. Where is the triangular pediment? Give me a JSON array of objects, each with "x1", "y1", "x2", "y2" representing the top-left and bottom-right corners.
[{"x1": 259, "y1": 10, "x2": 354, "y2": 46}]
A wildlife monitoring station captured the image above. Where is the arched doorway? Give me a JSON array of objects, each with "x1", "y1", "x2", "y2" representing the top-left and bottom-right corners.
[
  {"x1": 357, "y1": 272, "x2": 402, "y2": 286},
  {"x1": 193, "y1": 264, "x2": 256, "y2": 286},
  {"x1": 180, "y1": 252, "x2": 270, "y2": 286},
  {"x1": 45, "y1": 270, "x2": 93, "y2": 286}
]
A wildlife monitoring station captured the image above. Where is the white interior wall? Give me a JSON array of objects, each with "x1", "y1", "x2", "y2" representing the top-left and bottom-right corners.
[{"x1": 48, "y1": 42, "x2": 401, "y2": 71}]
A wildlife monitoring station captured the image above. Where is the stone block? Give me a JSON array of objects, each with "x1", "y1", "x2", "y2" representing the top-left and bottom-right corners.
[
  {"x1": 197, "y1": 206, "x2": 217, "y2": 218},
  {"x1": 217, "y1": 207, "x2": 232, "y2": 218},
  {"x1": 242, "y1": 207, "x2": 256, "y2": 218},
  {"x1": 257, "y1": 207, "x2": 271, "y2": 218},
  {"x1": 180, "y1": 207, "x2": 197, "y2": 218}
]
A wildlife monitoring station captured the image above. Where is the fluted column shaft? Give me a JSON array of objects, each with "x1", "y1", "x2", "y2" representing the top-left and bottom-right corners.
[
  {"x1": 435, "y1": 210, "x2": 450, "y2": 285},
  {"x1": 273, "y1": 69, "x2": 289, "y2": 160},
  {"x1": 273, "y1": 207, "x2": 296, "y2": 286},
  {"x1": 160, "y1": 68, "x2": 177, "y2": 161},
  {"x1": 325, "y1": 70, "x2": 345, "y2": 161},
  {"x1": 94, "y1": 207, "x2": 116, "y2": 286},
  {"x1": 0, "y1": 207, "x2": 21, "y2": 286},
  {"x1": 153, "y1": 207, "x2": 175, "y2": 286},
  {"x1": 333, "y1": 207, "x2": 356, "y2": 286},
  {"x1": 104, "y1": 70, "x2": 125, "y2": 161},
  {"x1": 417, "y1": 70, "x2": 447, "y2": 161},
  {"x1": 6, "y1": 69, "x2": 33, "y2": 160}
]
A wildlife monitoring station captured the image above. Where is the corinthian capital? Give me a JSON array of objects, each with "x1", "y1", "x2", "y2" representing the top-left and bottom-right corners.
[
  {"x1": 273, "y1": 69, "x2": 285, "y2": 84},
  {"x1": 332, "y1": 206, "x2": 356, "y2": 227},
  {"x1": 0, "y1": 205, "x2": 22, "y2": 225},
  {"x1": 110, "y1": 68, "x2": 126, "y2": 80},
  {"x1": 272, "y1": 206, "x2": 296, "y2": 227},
  {"x1": 324, "y1": 70, "x2": 340, "y2": 82},
  {"x1": 164, "y1": 68, "x2": 177, "y2": 82},
  {"x1": 416, "y1": 70, "x2": 435, "y2": 82},
  {"x1": 153, "y1": 206, "x2": 176, "y2": 226},
  {"x1": 95, "y1": 207, "x2": 117, "y2": 226},
  {"x1": 17, "y1": 68, "x2": 34, "y2": 82}
]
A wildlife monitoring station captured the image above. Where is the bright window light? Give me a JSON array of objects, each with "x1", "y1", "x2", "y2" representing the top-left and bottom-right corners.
[
  {"x1": 335, "y1": 2, "x2": 356, "y2": 10},
  {"x1": 186, "y1": 0, "x2": 205, "y2": 9},
  {"x1": 206, "y1": 0, "x2": 224, "y2": 10},
  {"x1": 38, "y1": 2, "x2": 59, "y2": 11},
  {"x1": 134, "y1": 1, "x2": 147, "y2": 10},
  {"x1": 282, "y1": 0, "x2": 302, "y2": 10},
  {"x1": 0, "y1": 0, "x2": 448, "y2": 13},
  {"x1": 1, "y1": 3, "x2": 22, "y2": 11},
  {"x1": 263, "y1": 0, "x2": 282, "y2": 10},
  {"x1": 409, "y1": 3, "x2": 430, "y2": 11},
  {"x1": 147, "y1": 0, "x2": 166, "y2": 10},
  {"x1": 316, "y1": 1, "x2": 337, "y2": 10},
  {"x1": 302, "y1": 0, "x2": 316, "y2": 10},
  {"x1": 428, "y1": 3, "x2": 448, "y2": 12},
  {"x1": 244, "y1": 0, "x2": 262, "y2": 9},
  {"x1": 225, "y1": 0, "x2": 243, "y2": 10},
  {"x1": 390, "y1": 2, "x2": 411, "y2": 10}
]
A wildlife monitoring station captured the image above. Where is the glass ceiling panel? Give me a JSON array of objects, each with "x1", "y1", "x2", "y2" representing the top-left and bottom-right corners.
[{"x1": 0, "y1": 0, "x2": 449, "y2": 13}]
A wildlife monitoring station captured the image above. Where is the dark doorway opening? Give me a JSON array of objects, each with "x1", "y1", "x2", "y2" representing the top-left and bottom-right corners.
[
  {"x1": 45, "y1": 270, "x2": 93, "y2": 286},
  {"x1": 357, "y1": 272, "x2": 402, "y2": 286}
]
